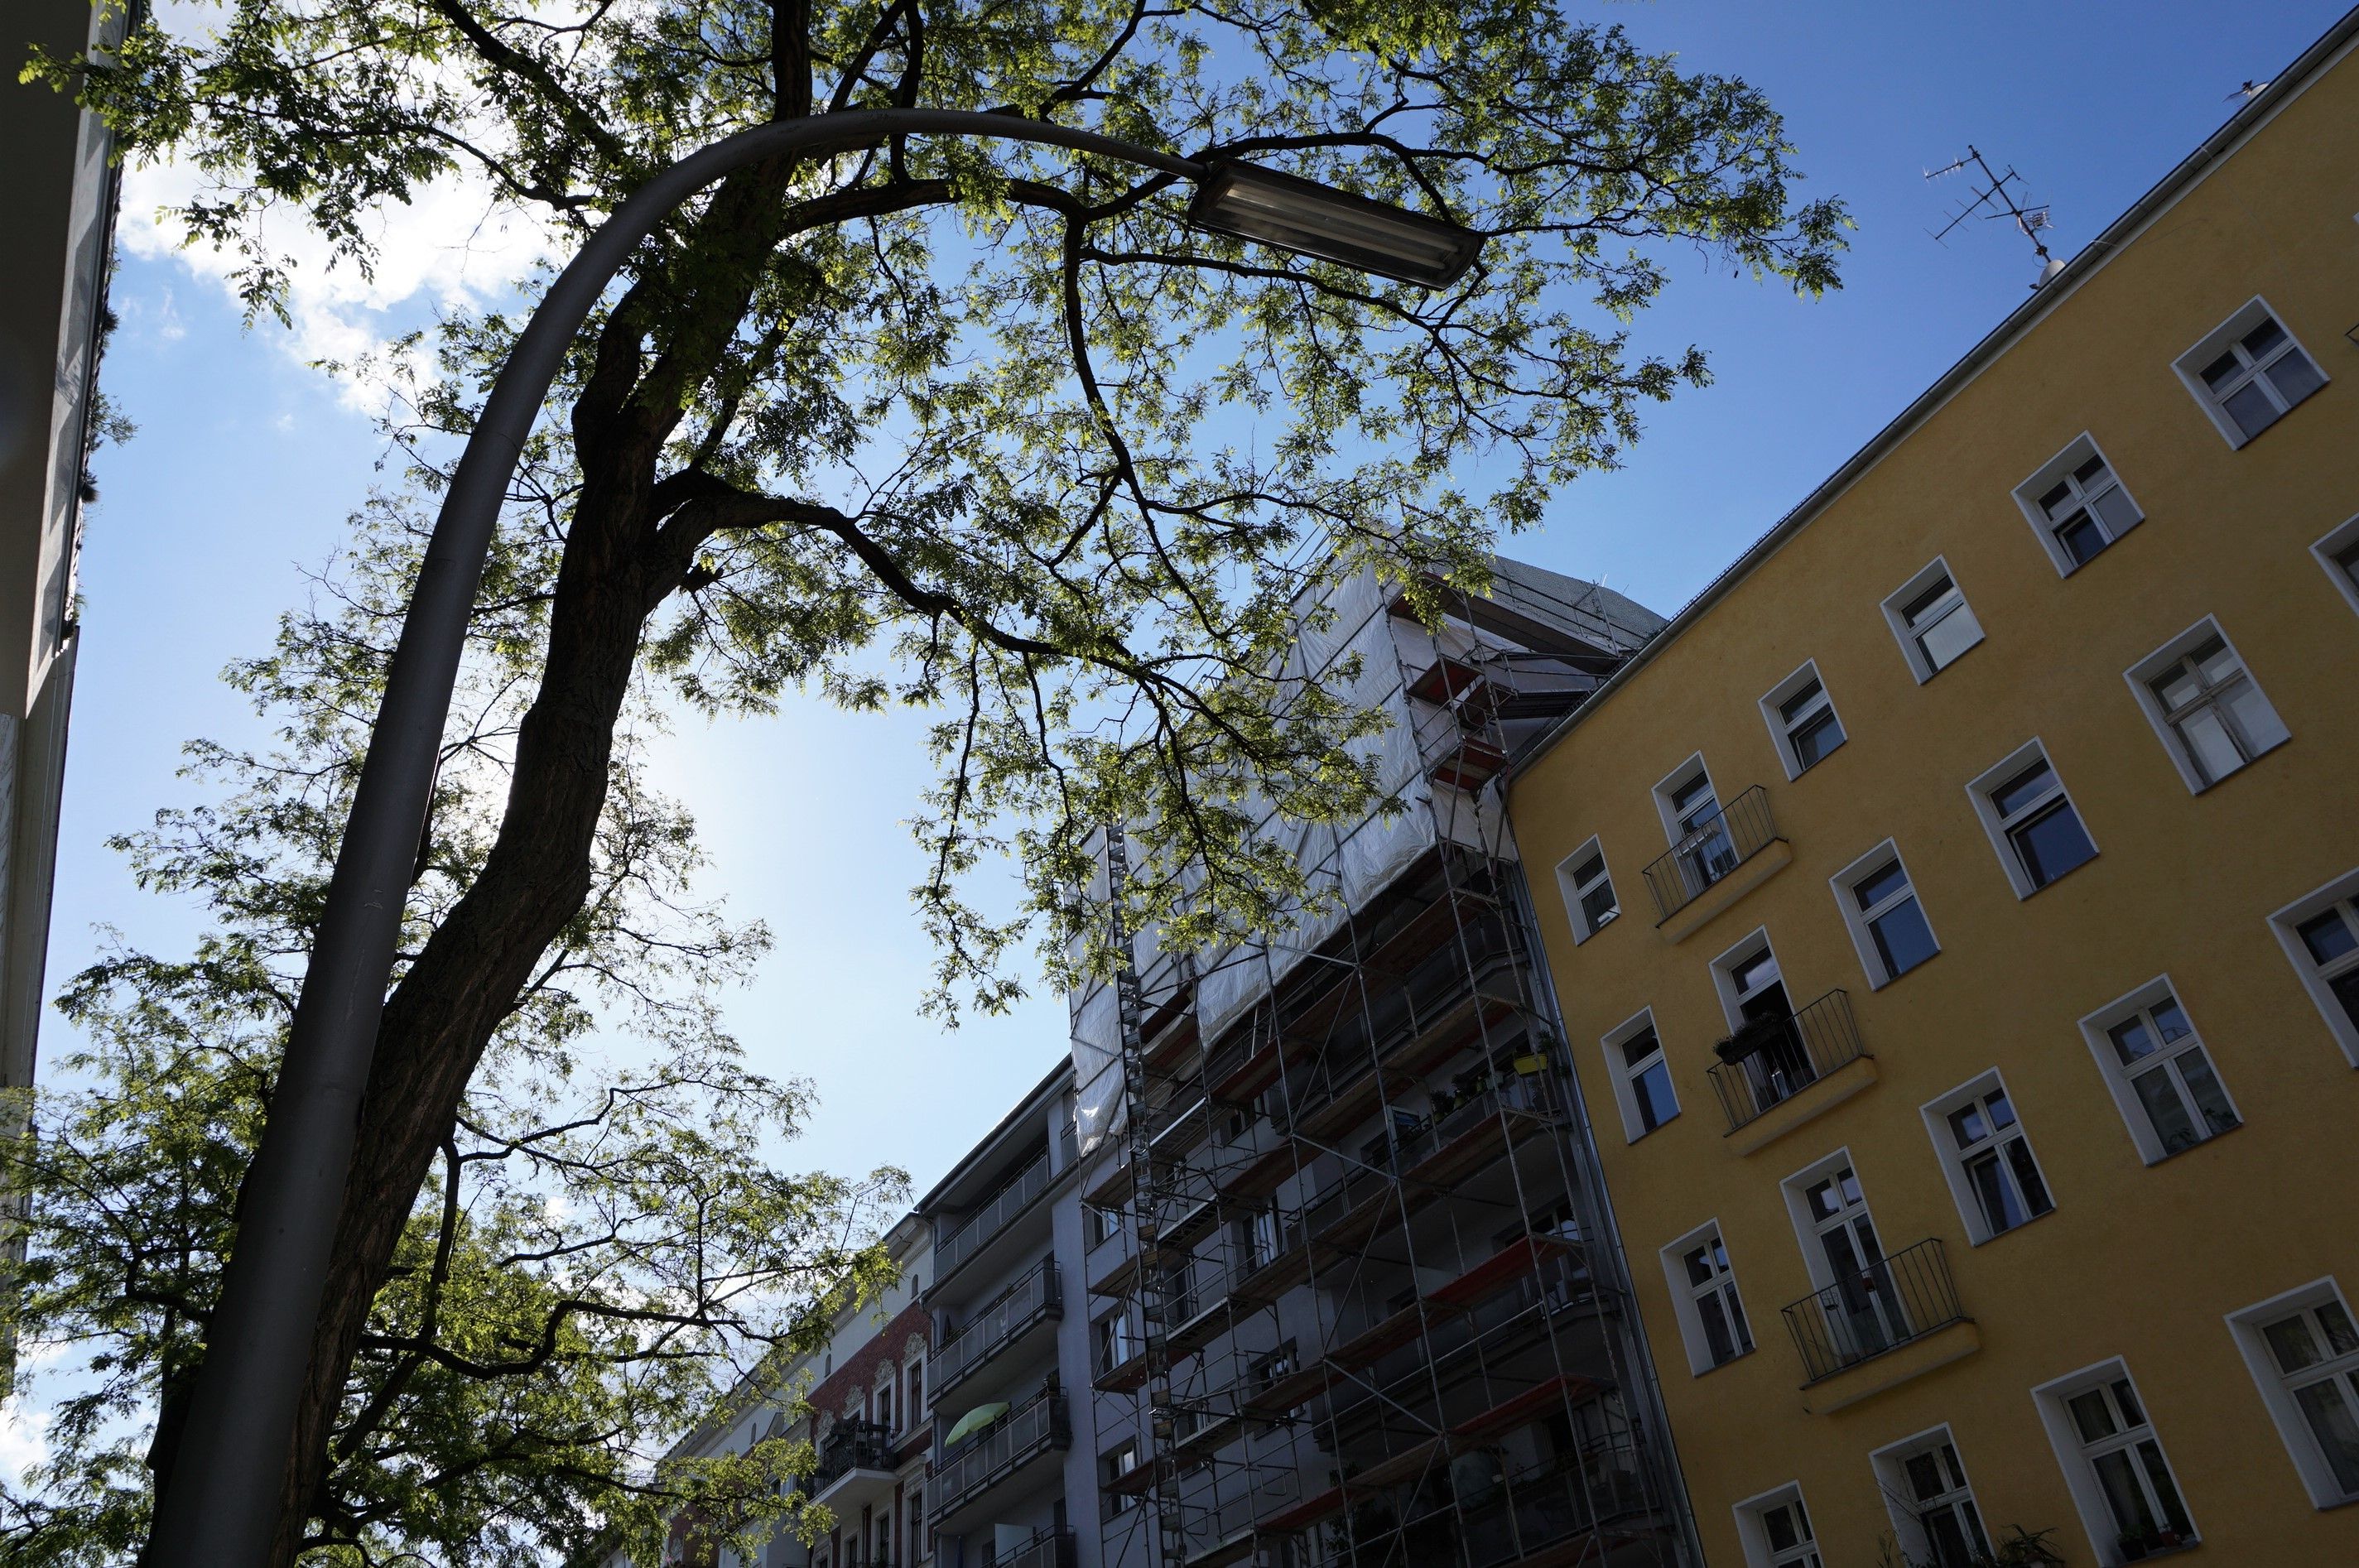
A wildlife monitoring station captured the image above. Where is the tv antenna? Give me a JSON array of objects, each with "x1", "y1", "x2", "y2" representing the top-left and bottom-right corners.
[{"x1": 1927, "y1": 145, "x2": 2063, "y2": 287}]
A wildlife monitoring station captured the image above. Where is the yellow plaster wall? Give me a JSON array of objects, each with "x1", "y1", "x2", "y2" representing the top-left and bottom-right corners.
[{"x1": 1507, "y1": 40, "x2": 2359, "y2": 1568}]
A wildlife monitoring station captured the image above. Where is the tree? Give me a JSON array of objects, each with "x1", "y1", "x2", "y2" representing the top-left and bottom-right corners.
[
  {"x1": 1, "y1": 495, "x2": 907, "y2": 1566},
  {"x1": 26, "y1": 0, "x2": 1845, "y2": 1557}
]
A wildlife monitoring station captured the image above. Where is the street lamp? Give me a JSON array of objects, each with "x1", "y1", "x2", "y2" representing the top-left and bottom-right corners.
[
  {"x1": 1187, "y1": 160, "x2": 1485, "y2": 286},
  {"x1": 145, "y1": 106, "x2": 1480, "y2": 1566}
]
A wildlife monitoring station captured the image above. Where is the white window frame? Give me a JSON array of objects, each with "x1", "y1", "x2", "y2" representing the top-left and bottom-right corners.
[
  {"x1": 1658, "y1": 1219, "x2": 1754, "y2": 1375},
  {"x1": 2313, "y1": 512, "x2": 2359, "y2": 618},
  {"x1": 2122, "y1": 615, "x2": 2289, "y2": 793},
  {"x1": 2031, "y1": 1359, "x2": 2199, "y2": 1566},
  {"x1": 1966, "y1": 738, "x2": 2098, "y2": 900},
  {"x1": 1731, "y1": 1481, "x2": 1823, "y2": 1568},
  {"x1": 1881, "y1": 556, "x2": 1986, "y2": 683},
  {"x1": 1869, "y1": 1424, "x2": 1992, "y2": 1567},
  {"x1": 1601, "y1": 1007, "x2": 1679, "y2": 1142},
  {"x1": 2225, "y1": 1276, "x2": 2359, "y2": 1508},
  {"x1": 1919, "y1": 1070, "x2": 2055, "y2": 1246},
  {"x1": 1829, "y1": 839, "x2": 1940, "y2": 989},
  {"x1": 1651, "y1": 752, "x2": 1725, "y2": 844},
  {"x1": 2172, "y1": 295, "x2": 2329, "y2": 449},
  {"x1": 1778, "y1": 1146, "x2": 1885, "y2": 1299},
  {"x1": 1555, "y1": 835, "x2": 1620, "y2": 944},
  {"x1": 2012, "y1": 434, "x2": 2144, "y2": 576},
  {"x1": 1708, "y1": 926, "x2": 1783, "y2": 1032},
  {"x1": 2267, "y1": 867, "x2": 2359, "y2": 1067},
  {"x1": 2076, "y1": 975, "x2": 2242, "y2": 1165},
  {"x1": 1758, "y1": 660, "x2": 1847, "y2": 780}
]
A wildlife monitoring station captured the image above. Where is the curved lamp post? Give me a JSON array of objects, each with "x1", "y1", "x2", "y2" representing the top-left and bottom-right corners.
[{"x1": 147, "y1": 108, "x2": 1479, "y2": 1563}]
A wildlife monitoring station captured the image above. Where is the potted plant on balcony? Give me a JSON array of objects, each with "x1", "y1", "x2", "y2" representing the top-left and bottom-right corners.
[{"x1": 1712, "y1": 1012, "x2": 1790, "y2": 1065}]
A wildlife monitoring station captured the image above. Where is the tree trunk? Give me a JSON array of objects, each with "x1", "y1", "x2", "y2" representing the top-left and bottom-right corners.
[{"x1": 139, "y1": 146, "x2": 814, "y2": 1566}]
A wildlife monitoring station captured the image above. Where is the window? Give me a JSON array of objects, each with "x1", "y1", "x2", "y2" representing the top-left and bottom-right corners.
[
  {"x1": 2227, "y1": 1279, "x2": 2359, "y2": 1507},
  {"x1": 1923, "y1": 1073, "x2": 2054, "y2": 1244},
  {"x1": 1602, "y1": 1012, "x2": 1678, "y2": 1140},
  {"x1": 1654, "y1": 757, "x2": 1738, "y2": 897},
  {"x1": 2077, "y1": 979, "x2": 2240, "y2": 1163},
  {"x1": 1760, "y1": 661, "x2": 1846, "y2": 778},
  {"x1": 1251, "y1": 1343, "x2": 1303, "y2": 1417},
  {"x1": 907, "y1": 1486, "x2": 926, "y2": 1558},
  {"x1": 1831, "y1": 842, "x2": 1938, "y2": 987},
  {"x1": 1967, "y1": 741, "x2": 2096, "y2": 897},
  {"x1": 1085, "y1": 1204, "x2": 1119, "y2": 1248},
  {"x1": 1095, "y1": 1308, "x2": 1140, "y2": 1374},
  {"x1": 906, "y1": 1356, "x2": 924, "y2": 1418},
  {"x1": 2174, "y1": 297, "x2": 2327, "y2": 446},
  {"x1": 1099, "y1": 1438, "x2": 1140, "y2": 1518},
  {"x1": 2034, "y1": 1364, "x2": 2196, "y2": 1564},
  {"x1": 2014, "y1": 435, "x2": 2143, "y2": 574},
  {"x1": 874, "y1": 1380, "x2": 893, "y2": 1433},
  {"x1": 1710, "y1": 932, "x2": 1817, "y2": 1111},
  {"x1": 1784, "y1": 1156, "x2": 1910, "y2": 1364},
  {"x1": 2125, "y1": 618, "x2": 2289, "y2": 791},
  {"x1": 1733, "y1": 1485, "x2": 1822, "y2": 1568},
  {"x1": 1659, "y1": 1221, "x2": 1753, "y2": 1373},
  {"x1": 1882, "y1": 559, "x2": 1986, "y2": 681},
  {"x1": 1556, "y1": 836, "x2": 1619, "y2": 942},
  {"x1": 2269, "y1": 873, "x2": 2359, "y2": 1065},
  {"x1": 2313, "y1": 514, "x2": 2359, "y2": 618},
  {"x1": 1872, "y1": 1429, "x2": 1991, "y2": 1568}
]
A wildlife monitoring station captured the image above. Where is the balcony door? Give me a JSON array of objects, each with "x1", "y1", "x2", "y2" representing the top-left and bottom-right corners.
[
  {"x1": 1728, "y1": 945, "x2": 1812, "y2": 1104},
  {"x1": 1669, "y1": 772, "x2": 1737, "y2": 893},
  {"x1": 1804, "y1": 1165, "x2": 1909, "y2": 1359}
]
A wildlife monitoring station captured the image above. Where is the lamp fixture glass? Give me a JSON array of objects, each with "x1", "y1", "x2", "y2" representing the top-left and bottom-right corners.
[{"x1": 1187, "y1": 161, "x2": 1484, "y2": 288}]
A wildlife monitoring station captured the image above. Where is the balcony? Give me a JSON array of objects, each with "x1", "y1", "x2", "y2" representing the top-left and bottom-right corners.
[
  {"x1": 937, "y1": 1147, "x2": 1054, "y2": 1282},
  {"x1": 1780, "y1": 1239, "x2": 1975, "y2": 1406},
  {"x1": 811, "y1": 1420, "x2": 898, "y2": 1517},
  {"x1": 1639, "y1": 786, "x2": 1786, "y2": 937},
  {"x1": 931, "y1": 1388, "x2": 1071, "y2": 1533},
  {"x1": 936, "y1": 1258, "x2": 1063, "y2": 1402},
  {"x1": 983, "y1": 1529, "x2": 1076, "y2": 1568},
  {"x1": 1706, "y1": 990, "x2": 1870, "y2": 1150}
]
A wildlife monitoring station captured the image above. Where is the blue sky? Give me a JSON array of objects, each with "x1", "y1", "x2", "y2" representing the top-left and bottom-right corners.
[{"x1": 51, "y1": 0, "x2": 2351, "y2": 1214}]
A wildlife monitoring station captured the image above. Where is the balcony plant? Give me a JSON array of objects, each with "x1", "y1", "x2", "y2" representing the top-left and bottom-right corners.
[
  {"x1": 1876, "y1": 1523, "x2": 2065, "y2": 1567},
  {"x1": 1713, "y1": 1012, "x2": 1793, "y2": 1065}
]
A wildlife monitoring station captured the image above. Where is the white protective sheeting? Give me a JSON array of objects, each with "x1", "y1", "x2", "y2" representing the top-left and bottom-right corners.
[{"x1": 1071, "y1": 981, "x2": 1126, "y2": 1156}]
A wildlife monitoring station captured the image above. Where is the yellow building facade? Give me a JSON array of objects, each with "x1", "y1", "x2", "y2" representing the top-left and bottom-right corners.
[{"x1": 1506, "y1": 15, "x2": 2359, "y2": 1568}]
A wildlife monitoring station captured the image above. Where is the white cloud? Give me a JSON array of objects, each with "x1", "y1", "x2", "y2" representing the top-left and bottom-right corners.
[
  {"x1": 0, "y1": 1394, "x2": 51, "y2": 1488},
  {"x1": 120, "y1": 147, "x2": 563, "y2": 412}
]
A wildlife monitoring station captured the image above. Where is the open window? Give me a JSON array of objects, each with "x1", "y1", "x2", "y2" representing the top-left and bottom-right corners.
[
  {"x1": 1882, "y1": 557, "x2": 1986, "y2": 682},
  {"x1": 1658, "y1": 1219, "x2": 1754, "y2": 1374},
  {"x1": 2124, "y1": 616, "x2": 2289, "y2": 792},
  {"x1": 2031, "y1": 1359, "x2": 2198, "y2": 1565},
  {"x1": 1555, "y1": 835, "x2": 1620, "y2": 943},
  {"x1": 2014, "y1": 435, "x2": 2143, "y2": 575},
  {"x1": 2076, "y1": 976, "x2": 2240, "y2": 1164},
  {"x1": 1601, "y1": 1007, "x2": 1678, "y2": 1141},
  {"x1": 2267, "y1": 867, "x2": 2359, "y2": 1066},
  {"x1": 1830, "y1": 839, "x2": 1940, "y2": 988},
  {"x1": 1920, "y1": 1070, "x2": 2055, "y2": 1244},
  {"x1": 2173, "y1": 296, "x2": 2327, "y2": 447},
  {"x1": 1759, "y1": 661, "x2": 1847, "y2": 779},
  {"x1": 1966, "y1": 739, "x2": 2097, "y2": 898},
  {"x1": 2225, "y1": 1277, "x2": 2359, "y2": 1508}
]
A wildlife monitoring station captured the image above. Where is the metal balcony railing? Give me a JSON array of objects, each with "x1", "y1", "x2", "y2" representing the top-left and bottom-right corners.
[
  {"x1": 932, "y1": 1388, "x2": 1070, "y2": 1519},
  {"x1": 813, "y1": 1421, "x2": 895, "y2": 1489},
  {"x1": 1705, "y1": 989, "x2": 1866, "y2": 1132},
  {"x1": 1779, "y1": 1238, "x2": 1965, "y2": 1384},
  {"x1": 984, "y1": 1529, "x2": 1076, "y2": 1568},
  {"x1": 1640, "y1": 786, "x2": 1778, "y2": 922},
  {"x1": 935, "y1": 1258, "x2": 1062, "y2": 1397},
  {"x1": 937, "y1": 1147, "x2": 1053, "y2": 1279}
]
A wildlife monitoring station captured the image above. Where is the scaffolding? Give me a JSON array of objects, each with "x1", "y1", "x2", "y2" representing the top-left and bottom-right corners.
[{"x1": 1071, "y1": 560, "x2": 1701, "y2": 1568}]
